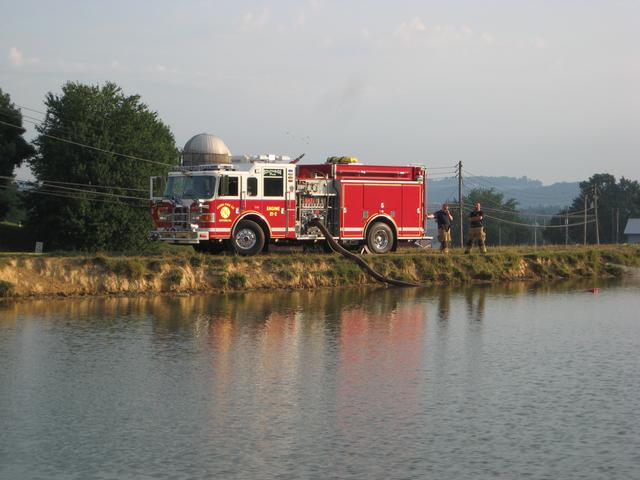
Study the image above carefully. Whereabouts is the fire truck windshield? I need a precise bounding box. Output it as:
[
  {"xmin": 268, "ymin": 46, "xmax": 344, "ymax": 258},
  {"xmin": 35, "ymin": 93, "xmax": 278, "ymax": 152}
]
[{"xmin": 163, "ymin": 175, "xmax": 216, "ymax": 199}]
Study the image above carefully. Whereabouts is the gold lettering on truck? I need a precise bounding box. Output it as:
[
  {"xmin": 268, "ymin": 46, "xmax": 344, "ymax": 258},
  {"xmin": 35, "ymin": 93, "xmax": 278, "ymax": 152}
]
[{"xmin": 266, "ymin": 206, "xmax": 279, "ymax": 217}]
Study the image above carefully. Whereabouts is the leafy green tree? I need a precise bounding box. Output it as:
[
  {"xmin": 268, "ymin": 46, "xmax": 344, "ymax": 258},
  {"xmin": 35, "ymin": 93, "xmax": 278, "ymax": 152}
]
[
  {"xmin": 544, "ymin": 174, "xmax": 640, "ymax": 244},
  {"xmin": 26, "ymin": 82, "xmax": 178, "ymax": 251},
  {"xmin": 0, "ymin": 88, "xmax": 35, "ymax": 220}
]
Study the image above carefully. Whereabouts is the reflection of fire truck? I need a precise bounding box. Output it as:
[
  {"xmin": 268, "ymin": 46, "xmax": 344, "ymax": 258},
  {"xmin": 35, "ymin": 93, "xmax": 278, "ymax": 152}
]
[{"xmin": 150, "ymin": 134, "xmax": 429, "ymax": 255}]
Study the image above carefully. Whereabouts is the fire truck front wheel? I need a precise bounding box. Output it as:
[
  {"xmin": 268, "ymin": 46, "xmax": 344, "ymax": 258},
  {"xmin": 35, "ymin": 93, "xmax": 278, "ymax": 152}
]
[
  {"xmin": 366, "ymin": 222, "xmax": 395, "ymax": 254},
  {"xmin": 231, "ymin": 220, "xmax": 265, "ymax": 256},
  {"xmin": 193, "ymin": 241, "xmax": 225, "ymax": 254}
]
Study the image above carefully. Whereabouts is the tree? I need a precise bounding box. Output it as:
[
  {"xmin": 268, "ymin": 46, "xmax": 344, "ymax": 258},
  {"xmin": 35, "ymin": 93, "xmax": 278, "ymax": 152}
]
[
  {"xmin": 26, "ymin": 82, "xmax": 179, "ymax": 251},
  {"xmin": 544, "ymin": 174, "xmax": 640, "ymax": 244},
  {"xmin": 0, "ymin": 88, "xmax": 35, "ymax": 220}
]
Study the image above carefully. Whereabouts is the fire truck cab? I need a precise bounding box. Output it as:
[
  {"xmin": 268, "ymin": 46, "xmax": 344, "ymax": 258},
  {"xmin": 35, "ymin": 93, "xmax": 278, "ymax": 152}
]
[{"xmin": 149, "ymin": 134, "xmax": 428, "ymax": 255}]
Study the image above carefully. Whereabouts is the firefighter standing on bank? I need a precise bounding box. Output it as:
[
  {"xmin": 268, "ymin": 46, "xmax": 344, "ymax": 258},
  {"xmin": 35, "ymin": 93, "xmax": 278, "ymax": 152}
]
[
  {"xmin": 465, "ymin": 202, "xmax": 487, "ymax": 254},
  {"xmin": 433, "ymin": 203, "xmax": 454, "ymax": 253}
]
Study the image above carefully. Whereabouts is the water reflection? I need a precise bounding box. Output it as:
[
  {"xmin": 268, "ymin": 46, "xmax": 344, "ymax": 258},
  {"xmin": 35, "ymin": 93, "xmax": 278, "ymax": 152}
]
[
  {"xmin": 464, "ymin": 286, "xmax": 487, "ymax": 322},
  {"xmin": 1, "ymin": 277, "xmax": 639, "ymax": 479}
]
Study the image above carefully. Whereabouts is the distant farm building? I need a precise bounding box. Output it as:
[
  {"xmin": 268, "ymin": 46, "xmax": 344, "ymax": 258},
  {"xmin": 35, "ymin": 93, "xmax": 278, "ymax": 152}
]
[{"xmin": 624, "ymin": 218, "xmax": 640, "ymax": 244}]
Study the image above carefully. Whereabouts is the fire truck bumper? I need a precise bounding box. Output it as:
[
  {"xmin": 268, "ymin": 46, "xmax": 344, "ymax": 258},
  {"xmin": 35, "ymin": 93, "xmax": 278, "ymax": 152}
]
[{"xmin": 149, "ymin": 230, "xmax": 201, "ymax": 244}]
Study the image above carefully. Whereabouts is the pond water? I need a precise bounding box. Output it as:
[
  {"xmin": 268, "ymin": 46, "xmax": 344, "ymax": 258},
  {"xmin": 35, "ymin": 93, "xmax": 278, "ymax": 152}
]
[{"xmin": 1, "ymin": 279, "xmax": 639, "ymax": 479}]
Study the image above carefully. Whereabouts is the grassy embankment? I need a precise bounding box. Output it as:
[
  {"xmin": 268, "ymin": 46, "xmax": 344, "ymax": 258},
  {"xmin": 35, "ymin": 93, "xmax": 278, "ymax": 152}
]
[{"xmin": 0, "ymin": 244, "xmax": 639, "ymax": 299}]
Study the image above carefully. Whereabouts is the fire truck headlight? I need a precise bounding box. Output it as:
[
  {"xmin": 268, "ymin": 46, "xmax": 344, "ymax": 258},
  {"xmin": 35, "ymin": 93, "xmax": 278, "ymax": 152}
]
[{"xmin": 158, "ymin": 206, "xmax": 171, "ymax": 221}]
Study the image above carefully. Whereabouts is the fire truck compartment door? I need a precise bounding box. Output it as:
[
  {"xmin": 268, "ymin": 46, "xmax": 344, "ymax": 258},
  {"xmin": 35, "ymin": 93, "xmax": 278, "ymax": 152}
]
[
  {"xmin": 341, "ymin": 183, "xmax": 364, "ymax": 237},
  {"xmin": 402, "ymin": 184, "xmax": 423, "ymax": 235}
]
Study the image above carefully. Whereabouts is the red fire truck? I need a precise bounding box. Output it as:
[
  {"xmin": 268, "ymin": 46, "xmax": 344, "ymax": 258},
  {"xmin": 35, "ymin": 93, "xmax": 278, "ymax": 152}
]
[{"xmin": 150, "ymin": 150, "xmax": 428, "ymax": 256}]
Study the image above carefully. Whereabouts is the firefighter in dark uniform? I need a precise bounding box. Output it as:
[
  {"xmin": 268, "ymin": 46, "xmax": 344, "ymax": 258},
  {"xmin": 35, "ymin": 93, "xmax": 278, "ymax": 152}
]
[
  {"xmin": 433, "ymin": 203, "xmax": 454, "ymax": 254},
  {"xmin": 465, "ymin": 202, "xmax": 487, "ymax": 254}
]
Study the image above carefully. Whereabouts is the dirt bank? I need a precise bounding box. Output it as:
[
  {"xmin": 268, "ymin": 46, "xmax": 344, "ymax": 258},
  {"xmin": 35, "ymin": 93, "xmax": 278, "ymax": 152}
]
[{"xmin": 1, "ymin": 246, "xmax": 639, "ymax": 299}]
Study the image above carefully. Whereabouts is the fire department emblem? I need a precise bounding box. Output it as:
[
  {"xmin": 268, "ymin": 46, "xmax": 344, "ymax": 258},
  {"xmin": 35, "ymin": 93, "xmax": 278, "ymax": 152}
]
[{"xmin": 219, "ymin": 206, "xmax": 231, "ymax": 219}]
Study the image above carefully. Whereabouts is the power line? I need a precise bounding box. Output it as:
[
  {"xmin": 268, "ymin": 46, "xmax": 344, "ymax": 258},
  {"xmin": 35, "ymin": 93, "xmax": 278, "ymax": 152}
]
[
  {"xmin": 484, "ymin": 213, "xmax": 595, "ymax": 229},
  {"xmin": 0, "ymin": 118, "xmax": 174, "ymax": 167},
  {"xmin": 5, "ymin": 177, "xmax": 147, "ymax": 202},
  {"xmin": 0, "ymin": 106, "xmax": 162, "ymax": 156},
  {"xmin": 426, "ymin": 164, "xmax": 459, "ymax": 170},
  {"xmin": 1, "ymin": 103, "xmax": 178, "ymax": 155},
  {"xmin": 41, "ymin": 179, "xmax": 148, "ymax": 193},
  {"xmin": 0, "ymin": 184, "xmax": 146, "ymax": 208},
  {"xmin": 461, "ymin": 200, "xmax": 594, "ymax": 218},
  {"xmin": 428, "ymin": 173, "xmax": 458, "ymax": 178},
  {"xmin": 14, "ymin": 103, "xmax": 47, "ymax": 116},
  {"xmin": 0, "ymin": 175, "xmax": 148, "ymax": 193},
  {"xmin": 36, "ymin": 183, "xmax": 146, "ymax": 201},
  {"xmin": 460, "ymin": 181, "xmax": 585, "ymax": 216}
]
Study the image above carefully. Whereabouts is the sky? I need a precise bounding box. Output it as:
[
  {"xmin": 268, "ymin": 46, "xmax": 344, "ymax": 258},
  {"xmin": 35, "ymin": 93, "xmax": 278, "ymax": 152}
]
[{"xmin": 1, "ymin": 0, "xmax": 638, "ymax": 184}]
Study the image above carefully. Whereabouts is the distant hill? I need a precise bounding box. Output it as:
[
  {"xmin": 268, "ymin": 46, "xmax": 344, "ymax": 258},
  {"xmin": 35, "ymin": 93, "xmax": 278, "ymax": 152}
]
[{"xmin": 428, "ymin": 175, "xmax": 579, "ymax": 209}]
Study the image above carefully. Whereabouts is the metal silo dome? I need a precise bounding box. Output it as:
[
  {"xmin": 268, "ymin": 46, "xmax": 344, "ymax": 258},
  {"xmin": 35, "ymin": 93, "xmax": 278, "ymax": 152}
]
[{"xmin": 182, "ymin": 133, "xmax": 231, "ymax": 166}]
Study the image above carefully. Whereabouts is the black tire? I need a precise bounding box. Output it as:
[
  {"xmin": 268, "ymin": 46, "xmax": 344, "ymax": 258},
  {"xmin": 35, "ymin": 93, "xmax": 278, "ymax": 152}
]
[
  {"xmin": 231, "ymin": 219, "xmax": 265, "ymax": 256},
  {"xmin": 366, "ymin": 222, "xmax": 394, "ymax": 254},
  {"xmin": 207, "ymin": 241, "xmax": 226, "ymax": 254},
  {"xmin": 193, "ymin": 240, "xmax": 226, "ymax": 254},
  {"xmin": 193, "ymin": 243, "xmax": 207, "ymax": 254}
]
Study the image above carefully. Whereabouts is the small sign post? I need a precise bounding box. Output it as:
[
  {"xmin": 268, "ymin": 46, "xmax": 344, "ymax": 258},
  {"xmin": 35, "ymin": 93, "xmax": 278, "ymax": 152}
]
[{"xmin": 35, "ymin": 242, "xmax": 43, "ymax": 254}]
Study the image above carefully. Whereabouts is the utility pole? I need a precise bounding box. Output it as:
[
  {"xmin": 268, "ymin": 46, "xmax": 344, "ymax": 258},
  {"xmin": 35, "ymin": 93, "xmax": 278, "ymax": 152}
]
[
  {"xmin": 594, "ymin": 186, "xmax": 600, "ymax": 245},
  {"xmin": 611, "ymin": 208, "xmax": 615, "ymax": 244},
  {"xmin": 583, "ymin": 192, "xmax": 588, "ymax": 245},
  {"xmin": 458, "ymin": 161, "xmax": 463, "ymax": 248},
  {"xmin": 565, "ymin": 212, "xmax": 569, "ymax": 245},
  {"xmin": 616, "ymin": 208, "xmax": 620, "ymax": 244}
]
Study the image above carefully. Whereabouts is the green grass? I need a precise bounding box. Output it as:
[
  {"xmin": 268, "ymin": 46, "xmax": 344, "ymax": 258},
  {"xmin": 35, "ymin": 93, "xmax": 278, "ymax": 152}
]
[
  {"xmin": 146, "ymin": 259, "xmax": 162, "ymax": 272},
  {"xmin": 227, "ymin": 272, "xmax": 247, "ymax": 289},
  {"xmin": 87, "ymin": 255, "xmax": 144, "ymax": 279},
  {"xmin": 167, "ymin": 269, "xmax": 183, "ymax": 285},
  {"xmin": 189, "ymin": 255, "xmax": 203, "ymax": 268},
  {"xmin": 1, "ymin": 244, "xmax": 638, "ymax": 295}
]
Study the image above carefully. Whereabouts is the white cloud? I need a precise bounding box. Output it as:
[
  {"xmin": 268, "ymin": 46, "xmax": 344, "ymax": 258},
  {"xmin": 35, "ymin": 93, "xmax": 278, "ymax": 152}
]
[
  {"xmin": 481, "ymin": 33, "xmax": 494, "ymax": 45},
  {"xmin": 392, "ymin": 21, "xmax": 500, "ymax": 48},
  {"xmin": 534, "ymin": 37, "xmax": 547, "ymax": 49},
  {"xmin": 153, "ymin": 64, "xmax": 177, "ymax": 74},
  {"xmin": 240, "ymin": 8, "xmax": 270, "ymax": 31},
  {"xmin": 8, "ymin": 47, "xmax": 38, "ymax": 67},
  {"xmin": 294, "ymin": 13, "xmax": 306, "ymax": 28},
  {"xmin": 395, "ymin": 17, "xmax": 427, "ymax": 37},
  {"xmin": 309, "ymin": 0, "xmax": 323, "ymax": 12}
]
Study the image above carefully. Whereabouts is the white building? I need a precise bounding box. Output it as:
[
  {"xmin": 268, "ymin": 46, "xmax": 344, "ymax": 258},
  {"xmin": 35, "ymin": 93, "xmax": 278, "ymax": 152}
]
[{"xmin": 623, "ymin": 218, "xmax": 640, "ymax": 244}]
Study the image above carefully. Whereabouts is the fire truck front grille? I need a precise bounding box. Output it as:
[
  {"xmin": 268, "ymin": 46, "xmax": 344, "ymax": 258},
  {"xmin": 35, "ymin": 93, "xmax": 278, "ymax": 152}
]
[{"xmin": 170, "ymin": 206, "xmax": 190, "ymax": 229}]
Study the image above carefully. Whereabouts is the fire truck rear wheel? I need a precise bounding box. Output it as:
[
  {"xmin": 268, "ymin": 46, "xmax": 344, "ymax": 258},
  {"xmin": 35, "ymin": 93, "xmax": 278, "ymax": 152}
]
[
  {"xmin": 366, "ymin": 222, "xmax": 394, "ymax": 254},
  {"xmin": 231, "ymin": 220, "xmax": 265, "ymax": 256}
]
